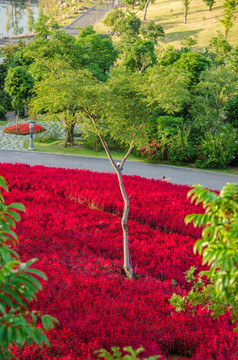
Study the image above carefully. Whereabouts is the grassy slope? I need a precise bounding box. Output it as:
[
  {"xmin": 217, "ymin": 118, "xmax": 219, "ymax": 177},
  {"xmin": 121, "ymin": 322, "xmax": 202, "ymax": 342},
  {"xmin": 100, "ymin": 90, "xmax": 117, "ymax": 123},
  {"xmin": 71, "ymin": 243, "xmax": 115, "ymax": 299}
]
[{"xmin": 94, "ymin": 0, "xmax": 238, "ymax": 49}]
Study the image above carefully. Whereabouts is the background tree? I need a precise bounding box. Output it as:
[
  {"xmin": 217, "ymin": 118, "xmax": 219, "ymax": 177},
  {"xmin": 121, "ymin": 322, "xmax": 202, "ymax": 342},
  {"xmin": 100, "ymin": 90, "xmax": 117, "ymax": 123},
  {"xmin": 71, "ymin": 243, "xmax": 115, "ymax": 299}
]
[
  {"xmin": 173, "ymin": 52, "xmax": 211, "ymax": 86},
  {"xmin": 220, "ymin": 0, "xmax": 238, "ymax": 40},
  {"xmin": 113, "ymin": 12, "xmax": 141, "ymax": 35},
  {"xmin": 182, "ymin": 0, "xmax": 191, "ymax": 24},
  {"xmin": 180, "ymin": 35, "xmax": 198, "ymax": 50},
  {"xmin": 22, "ymin": 28, "xmax": 117, "ymax": 82},
  {"xmin": 76, "ymin": 26, "xmax": 118, "ymax": 79},
  {"xmin": 203, "ymin": 0, "xmax": 215, "ymax": 11},
  {"xmin": 195, "ymin": 63, "xmax": 238, "ymax": 127},
  {"xmin": 144, "ymin": 65, "xmax": 191, "ymax": 114},
  {"xmin": 120, "ymin": 39, "xmax": 156, "ymax": 72},
  {"xmin": 30, "ymin": 64, "xmax": 84, "ymax": 146},
  {"xmin": 209, "ymin": 31, "xmax": 232, "ymax": 61},
  {"xmin": 4, "ymin": 66, "xmax": 35, "ymax": 131},
  {"xmin": 103, "ymin": 9, "xmax": 125, "ymax": 28},
  {"xmin": 142, "ymin": 0, "xmax": 155, "ymax": 20},
  {"xmin": 0, "ymin": 176, "xmax": 57, "ymax": 358},
  {"xmin": 224, "ymin": 94, "xmax": 238, "ymax": 128},
  {"xmin": 140, "ymin": 21, "xmax": 165, "ymax": 44}
]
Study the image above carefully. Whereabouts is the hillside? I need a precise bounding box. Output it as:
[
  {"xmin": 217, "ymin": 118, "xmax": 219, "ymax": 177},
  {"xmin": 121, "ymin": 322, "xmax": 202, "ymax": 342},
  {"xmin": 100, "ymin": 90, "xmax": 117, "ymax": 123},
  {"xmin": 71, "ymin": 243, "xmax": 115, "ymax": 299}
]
[{"xmin": 94, "ymin": 0, "xmax": 238, "ymax": 49}]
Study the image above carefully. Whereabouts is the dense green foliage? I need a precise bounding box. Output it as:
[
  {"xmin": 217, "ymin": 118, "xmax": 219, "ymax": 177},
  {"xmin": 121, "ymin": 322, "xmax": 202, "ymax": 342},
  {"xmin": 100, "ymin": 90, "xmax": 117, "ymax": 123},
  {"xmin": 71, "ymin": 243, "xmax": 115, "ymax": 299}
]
[
  {"xmin": 1, "ymin": 11, "xmax": 238, "ymax": 169},
  {"xmin": 0, "ymin": 176, "xmax": 57, "ymax": 359},
  {"xmin": 170, "ymin": 183, "xmax": 238, "ymax": 329}
]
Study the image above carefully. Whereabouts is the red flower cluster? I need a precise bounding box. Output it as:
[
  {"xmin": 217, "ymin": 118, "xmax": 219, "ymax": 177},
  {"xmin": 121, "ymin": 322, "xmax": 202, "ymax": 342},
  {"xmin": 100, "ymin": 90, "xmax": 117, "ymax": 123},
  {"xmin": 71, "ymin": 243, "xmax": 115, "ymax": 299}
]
[
  {"xmin": 0, "ymin": 163, "xmax": 236, "ymax": 360},
  {"xmin": 3, "ymin": 123, "xmax": 45, "ymax": 135}
]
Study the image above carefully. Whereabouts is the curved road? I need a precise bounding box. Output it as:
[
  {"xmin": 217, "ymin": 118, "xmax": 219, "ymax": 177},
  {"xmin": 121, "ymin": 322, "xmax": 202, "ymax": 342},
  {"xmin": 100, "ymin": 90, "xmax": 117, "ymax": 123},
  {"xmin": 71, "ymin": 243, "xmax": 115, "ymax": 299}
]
[{"xmin": 0, "ymin": 149, "xmax": 237, "ymax": 190}]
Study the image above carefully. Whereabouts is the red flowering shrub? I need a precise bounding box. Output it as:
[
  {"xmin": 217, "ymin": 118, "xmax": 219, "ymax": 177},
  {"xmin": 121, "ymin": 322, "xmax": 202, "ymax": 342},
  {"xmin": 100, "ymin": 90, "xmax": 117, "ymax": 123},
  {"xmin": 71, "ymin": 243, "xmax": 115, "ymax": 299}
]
[
  {"xmin": 140, "ymin": 140, "xmax": 196, "ymax": 164},
  {"xmin": 3, "ymin": 123, "xmax": 45, "ymax": 135},
  {"xmin": 0, "ymin": 163, "xmax": 236, "ymax": 360}
]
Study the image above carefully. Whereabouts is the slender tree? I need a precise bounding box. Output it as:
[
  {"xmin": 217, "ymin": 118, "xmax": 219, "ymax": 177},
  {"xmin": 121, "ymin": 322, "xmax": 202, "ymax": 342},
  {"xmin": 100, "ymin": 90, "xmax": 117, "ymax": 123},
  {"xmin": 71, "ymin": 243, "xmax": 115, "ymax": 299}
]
[
  {"xmin": 31, "ymin": 66, "xmax": 191, "ymax": 279},
  {"xmin": 220, "ymin": 0, "xmax": 237, "ymax": 39},
  {"xmin": 4, "ymin": 66, "xmax": 34, "ymax": 131},
  {"xmin": 203, "ymin": 0, "xmax": 215, "ymax": 11},
  {"xmin": 182, "ymin": 0, "xmax": 191, "ymax": 24}
]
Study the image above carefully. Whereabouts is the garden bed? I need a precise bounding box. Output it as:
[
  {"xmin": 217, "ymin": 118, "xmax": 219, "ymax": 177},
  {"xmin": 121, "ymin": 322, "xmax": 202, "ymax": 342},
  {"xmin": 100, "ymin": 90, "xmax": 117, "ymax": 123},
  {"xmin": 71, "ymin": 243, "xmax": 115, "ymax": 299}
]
[
  {"xmin": 1, "ymin": 163, "xmax": 237, "ymax": 360},
  {"xmin": 3, "ymin": 123, "xmax": 45, "ymax": 135}
]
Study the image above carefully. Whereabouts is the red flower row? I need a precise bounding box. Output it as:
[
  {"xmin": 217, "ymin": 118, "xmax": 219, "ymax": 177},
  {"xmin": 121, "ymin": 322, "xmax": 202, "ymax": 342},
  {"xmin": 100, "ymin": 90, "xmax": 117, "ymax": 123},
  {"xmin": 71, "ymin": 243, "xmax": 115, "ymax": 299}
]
[
  {"xmin": 0, "ymin": 163, "xmax": 236, "ymax": 360},
  {"xmin": 3, "ymin": 123, "xmax": 45, "ymax": 135}
]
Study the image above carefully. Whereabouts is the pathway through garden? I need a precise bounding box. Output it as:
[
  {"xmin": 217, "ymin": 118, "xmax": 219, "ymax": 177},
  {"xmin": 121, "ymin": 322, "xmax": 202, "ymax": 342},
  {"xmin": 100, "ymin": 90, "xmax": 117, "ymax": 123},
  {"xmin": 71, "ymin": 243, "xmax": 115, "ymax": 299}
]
[
  {"xmin": 1, "ymin": 148, "xmax": 238, "ymax": 190},
  {"xmin": 0, "ymin": 112, "xmax": 65, "ymax": 151}
]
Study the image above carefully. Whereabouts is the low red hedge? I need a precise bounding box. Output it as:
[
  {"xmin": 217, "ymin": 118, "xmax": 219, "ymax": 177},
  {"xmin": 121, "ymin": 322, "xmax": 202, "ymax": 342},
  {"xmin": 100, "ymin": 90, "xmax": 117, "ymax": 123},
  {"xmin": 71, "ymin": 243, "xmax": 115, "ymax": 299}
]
[
  {"xmin": 0, "ymin": 163, "xmax": 236, "ymax": 360},
  {"xmin": 3, "ymin": 123, "xmax": 45, "ymax": 135}
]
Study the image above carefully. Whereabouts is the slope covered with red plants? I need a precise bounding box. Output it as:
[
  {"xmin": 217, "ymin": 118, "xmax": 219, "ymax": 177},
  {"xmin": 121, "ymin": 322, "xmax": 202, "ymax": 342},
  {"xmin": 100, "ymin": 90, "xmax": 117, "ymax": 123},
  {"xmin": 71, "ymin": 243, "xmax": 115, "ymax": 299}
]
[{"xmin": 0, "ymin": 163, "xmax": 237, "ymax": 360}]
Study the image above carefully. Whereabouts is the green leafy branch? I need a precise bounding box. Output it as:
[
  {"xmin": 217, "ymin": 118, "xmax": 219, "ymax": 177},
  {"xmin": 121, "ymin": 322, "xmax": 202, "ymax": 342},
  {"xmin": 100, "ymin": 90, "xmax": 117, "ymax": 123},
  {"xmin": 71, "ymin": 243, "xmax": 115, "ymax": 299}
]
[
  {"xmin": 96, "ymin": 346, "xmax": 161, "ymax": 360},
  {"xmin": 170, "ymin": 183, "xmax": 238, "ymax": 330},
  {"xmin": 0, "ymin": 176, "xmax": 58, "ymax": 359}
]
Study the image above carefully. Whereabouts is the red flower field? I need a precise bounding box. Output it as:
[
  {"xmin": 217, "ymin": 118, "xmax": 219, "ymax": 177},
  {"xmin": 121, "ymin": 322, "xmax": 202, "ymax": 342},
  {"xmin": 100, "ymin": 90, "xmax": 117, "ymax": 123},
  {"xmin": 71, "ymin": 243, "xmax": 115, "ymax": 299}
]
[
  {"xmin": 0, "ymin": 163, "xmax": 237, "ymax": 360},
  {"xmin": 3, "ymin": 123, "xmax": 45, "ymax": 135}
]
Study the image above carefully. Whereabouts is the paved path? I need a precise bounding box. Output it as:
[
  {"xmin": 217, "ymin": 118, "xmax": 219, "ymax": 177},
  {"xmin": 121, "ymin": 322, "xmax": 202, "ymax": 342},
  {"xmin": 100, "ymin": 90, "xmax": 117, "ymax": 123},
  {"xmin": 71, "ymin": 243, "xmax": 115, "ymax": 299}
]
[
  {"xmin": 64, "ymin": 1, "xmax": 115, "ymax": 36},
  {"xmin": 0, "ymin": 1, "xmax": 114, "ymax": 46},
  {"xmin": 0, "ymin": 149, "xmax": 237, "ymax": 191}
]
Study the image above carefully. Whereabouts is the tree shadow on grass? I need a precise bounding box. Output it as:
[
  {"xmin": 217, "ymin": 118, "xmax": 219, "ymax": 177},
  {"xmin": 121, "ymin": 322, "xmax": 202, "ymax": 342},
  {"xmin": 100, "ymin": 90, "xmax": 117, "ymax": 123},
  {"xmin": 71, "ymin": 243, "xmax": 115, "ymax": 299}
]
[{"xmin": 163, "ymin": 28, "xmax": 203, "ymax": 43}]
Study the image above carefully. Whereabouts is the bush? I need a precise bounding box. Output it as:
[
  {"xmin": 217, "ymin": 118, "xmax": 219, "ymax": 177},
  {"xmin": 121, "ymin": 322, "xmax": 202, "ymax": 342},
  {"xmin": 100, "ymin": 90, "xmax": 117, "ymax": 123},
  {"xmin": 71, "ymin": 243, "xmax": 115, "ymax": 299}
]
[
  {"xmin": 0, "ymin": 104, "xmax": 7, "ymax": 118},
  {"xmin": 3, "ymin": 123, "xmax": 46, "ymax": 135},
  {"xmin": 140, "ymin": 137, "xmax": 196, "ymax": 164},
  {"xmin": 160, "ymin": 51, "xmax": 181, "ymax": 66},
  {"xmin": 167, "ymin": 138, "xmax": 197, "ymax": 163},
  {"xmin": 140, "ymin": 117, "xmax": 197, "ymax": 164},
  {"xmin": 113, "ymin": 15, "xmax": 141, "ymax": 35},
  {"xmin": 157, "ymin": 116, "xmax": 183, "ymax": 138},
  {"xmin": 103, "ymin": 9, "xmax": 125, "ymax": 27},
  {"xmin": 195, "ymin": 125, "xmax": 237, "ymax": 168},
  {"xmin": 224, "ymin": 94, "xmax": 238, "ymax": 129}
]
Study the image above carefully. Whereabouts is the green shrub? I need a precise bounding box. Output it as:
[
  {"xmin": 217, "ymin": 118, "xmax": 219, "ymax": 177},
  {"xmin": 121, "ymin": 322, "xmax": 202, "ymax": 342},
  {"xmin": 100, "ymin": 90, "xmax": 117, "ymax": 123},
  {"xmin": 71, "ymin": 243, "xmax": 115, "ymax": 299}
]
[
  {"xmin": 167, "ymin": 131, "xmax": 197, "ymax": 163},
  {"xmin": 103, "ymin": 9, "xmax": 125, "ymax": 27},
  {"xmin": 113, "ymin": 15, "xmax": 141, "ymax": 35},
  {"xmin": 0, "ymin": 104, "xmax": 7, "ymax": 118},
  {"xmin": 141, "ymin": 119, "xmax": 196, "ymax": 164},
  {"xmin": 96, "ymin": 346, "xmax": 161, "ymax": 359},
  {"xmin": 195, "ymin": 125, "xmax": 237, "ymax": 168},
  {"xmin": 157, "ymin": 116, "xmax": 183, "ymax": 138},
  {"xmin": 160, "ymin": 51, "xmax": 181, "ymax": 66},
  {"xmin": 224, "ymin": 94, "xmax": 238, "ymax": 129},
  {"xmin": 0, "ymin": 176, "xmax": 58, "ymax": 359}
]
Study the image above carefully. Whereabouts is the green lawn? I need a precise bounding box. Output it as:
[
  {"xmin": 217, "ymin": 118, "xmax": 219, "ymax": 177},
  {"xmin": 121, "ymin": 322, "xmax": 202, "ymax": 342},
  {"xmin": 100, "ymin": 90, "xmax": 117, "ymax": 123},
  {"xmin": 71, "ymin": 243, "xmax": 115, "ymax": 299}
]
[
  {"xmin": 94, "ymin": 0, "xmax": 238, "ymax": 49},
  {"xmin": 0, "ymin": 120, "xmax": 7, "ymax": 126},
  {"xmin": 23, "ymin": 139, "xmax": 143, "ymax": 161}
]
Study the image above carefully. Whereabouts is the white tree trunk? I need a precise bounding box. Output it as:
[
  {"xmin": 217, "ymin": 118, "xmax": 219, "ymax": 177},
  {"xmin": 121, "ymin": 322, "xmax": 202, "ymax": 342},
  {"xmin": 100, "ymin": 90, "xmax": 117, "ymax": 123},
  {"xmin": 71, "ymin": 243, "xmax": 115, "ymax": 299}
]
[
  {"xmin": 16, "ymin": 109, "xmax": 19, "ymax": 133},
  {"xmin": 85, "ymin": 110, "xmax": 134, "ymax": 279},
  {"xmin": 143, "ymin": 0, "xmax": 151, "ymax": 20},
  {"xmin": 116, "ymin": 170, "xmax": 133, "ymax": 279}
]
